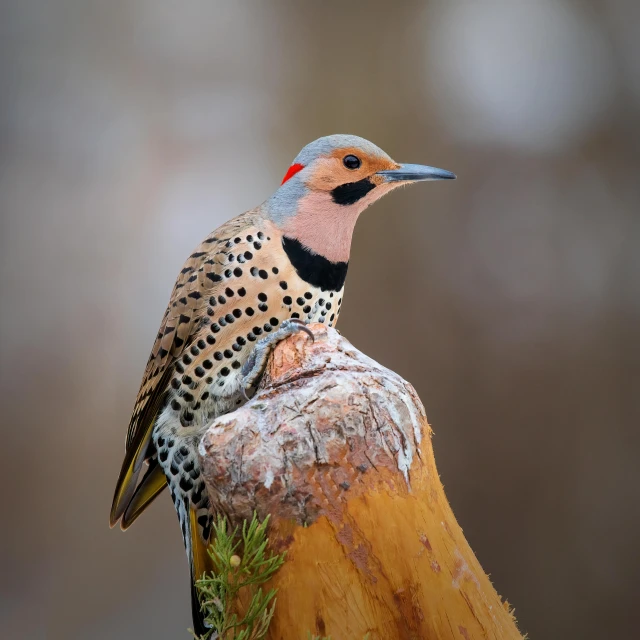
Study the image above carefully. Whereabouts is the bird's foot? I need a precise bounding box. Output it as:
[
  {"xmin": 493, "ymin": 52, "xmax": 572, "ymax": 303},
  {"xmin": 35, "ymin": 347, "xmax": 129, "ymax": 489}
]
[{"xmin": 241, "ymin": 319, "xmax": 314, "ymax": 399}]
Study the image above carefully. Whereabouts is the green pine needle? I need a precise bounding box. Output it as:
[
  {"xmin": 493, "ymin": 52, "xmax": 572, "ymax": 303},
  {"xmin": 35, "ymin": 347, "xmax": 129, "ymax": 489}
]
[{"xmin": 192, "ymin": 512, "xmax": 286, "ymax": 640}]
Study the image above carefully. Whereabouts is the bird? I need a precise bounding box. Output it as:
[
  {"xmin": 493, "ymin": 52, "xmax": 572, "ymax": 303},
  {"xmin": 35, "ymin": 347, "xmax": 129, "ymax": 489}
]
[{"xmin": 109, "ymin": 134, "xmax": 455, "ymax": 635}]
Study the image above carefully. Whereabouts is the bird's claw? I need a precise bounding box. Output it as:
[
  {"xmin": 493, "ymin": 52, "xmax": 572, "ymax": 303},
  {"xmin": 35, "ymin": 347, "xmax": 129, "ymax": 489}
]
[
  {"xmin": 239, "ymin": 319, "xmax": 314, "ymax": 403},
  {"xmin": 287, "ymin": 318, "xmax": 315, "ymax": 342}
]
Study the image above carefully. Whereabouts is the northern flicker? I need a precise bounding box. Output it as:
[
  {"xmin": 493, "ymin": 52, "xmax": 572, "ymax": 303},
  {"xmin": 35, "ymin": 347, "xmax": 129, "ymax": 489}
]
[{"xmin": 109, "ymin": 134, "xmax": 455, "ymax": 634}]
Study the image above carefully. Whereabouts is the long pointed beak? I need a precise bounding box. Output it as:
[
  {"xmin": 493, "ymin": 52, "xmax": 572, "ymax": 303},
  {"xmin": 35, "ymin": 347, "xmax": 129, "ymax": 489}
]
[{"xmin": 376, "ymin": 163, "xmax": 456, "ymax": 182}]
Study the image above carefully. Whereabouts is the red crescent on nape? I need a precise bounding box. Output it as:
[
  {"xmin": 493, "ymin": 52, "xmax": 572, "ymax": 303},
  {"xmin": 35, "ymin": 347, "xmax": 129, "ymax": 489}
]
[{"xmin": 281, "ymin": 163, "xmax": 304, "ymax": 185}]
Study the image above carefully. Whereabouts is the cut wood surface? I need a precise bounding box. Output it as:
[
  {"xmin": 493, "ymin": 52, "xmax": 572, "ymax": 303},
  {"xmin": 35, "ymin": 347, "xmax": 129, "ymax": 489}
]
[{"xmin": 199, "ymin": 324, "xmax": 523, "ymax": 640}]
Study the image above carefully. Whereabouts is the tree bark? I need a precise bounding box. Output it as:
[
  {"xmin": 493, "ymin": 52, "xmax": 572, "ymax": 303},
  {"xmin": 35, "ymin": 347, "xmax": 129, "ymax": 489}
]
[{"xmin": 199, "ymin": 324, "xmax": 523, "ymax": 640}]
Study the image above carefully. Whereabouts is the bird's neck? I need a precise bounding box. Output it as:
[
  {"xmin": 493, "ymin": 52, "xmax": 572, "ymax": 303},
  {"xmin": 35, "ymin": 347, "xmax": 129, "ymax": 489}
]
[{"xmin": 272, "ymin": 190, "xmax": 361, "ymax": 263}]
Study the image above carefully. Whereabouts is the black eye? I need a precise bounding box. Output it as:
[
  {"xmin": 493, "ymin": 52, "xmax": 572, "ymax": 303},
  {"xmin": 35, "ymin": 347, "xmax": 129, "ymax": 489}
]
[{"xmin": 343, "ymin": 155, "xmax": 361, "ymax": 170}]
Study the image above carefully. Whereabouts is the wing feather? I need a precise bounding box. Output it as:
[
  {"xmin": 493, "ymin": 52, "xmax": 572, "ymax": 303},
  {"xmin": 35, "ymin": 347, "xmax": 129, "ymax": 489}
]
[{"xmin": 110, "ymin": 211, "xmax": 260, "ymax": 526}]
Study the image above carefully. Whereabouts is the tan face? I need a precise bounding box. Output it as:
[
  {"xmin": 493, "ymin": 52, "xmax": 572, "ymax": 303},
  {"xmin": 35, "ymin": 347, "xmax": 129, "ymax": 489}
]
[
  {"xmin": 279, "ymin": 148, "xmax": 404, "ymax": 264},
  {"xmin": 304, "ymin": 147, "xmax": 401, "ymax": 191}
]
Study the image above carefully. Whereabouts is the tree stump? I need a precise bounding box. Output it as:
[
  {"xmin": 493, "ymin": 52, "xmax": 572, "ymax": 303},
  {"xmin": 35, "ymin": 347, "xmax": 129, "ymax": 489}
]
[{"xmin": 199, "ymin": 324, "xmax": 523, "ymax": 640}]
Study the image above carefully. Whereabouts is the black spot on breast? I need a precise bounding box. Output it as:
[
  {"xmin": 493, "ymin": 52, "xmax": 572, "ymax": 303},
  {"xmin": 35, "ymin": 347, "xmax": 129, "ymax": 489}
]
[
  {"xmin": 258, "ymin": 303, "xmax": 268, "ymax": 312},
  {"xmin": 246, "ymin": 307, "xmax": 255, "ymax": 316},
  {"xmin": 211, "ymin": 323, "xmax": 220, "ymax": 333},
  {"xmin": 225, "ymin": 287, "xmax": 234, "ymax": 297},
  {"xmin": 258, "ymin": 269, "xmax": 268, "ymax": 279},
  {"xmin": 238, "ymin": 287, "xmax": 246, "ymax": 297},
  {"xmin": 206, "ymin": 272, "xmax": 222, "ymax": 283},
  {"xmin": 280, "ymin": 281, "xmax": 288, "ymax": 290},
  {"xmin": 282, "ymin": 237, "xmax": 348, "ymax": 292},
  {"xmin": 234, "ymin": 267, "xmax": 242, "ymax": 277},
  {"xmin": 283, "ymin": 295, "xmax": 292, "ymax": 305},
  {"xmin": 224, "ymin": 349, "xmax": 233, "ymax": 358},
  {"xmin": 194, "ymin": 366, "xmax": 205, "ymax": 377},
  {"xmin": 220, "ymin": 367, "xmax": 230, "ymax": 376}
]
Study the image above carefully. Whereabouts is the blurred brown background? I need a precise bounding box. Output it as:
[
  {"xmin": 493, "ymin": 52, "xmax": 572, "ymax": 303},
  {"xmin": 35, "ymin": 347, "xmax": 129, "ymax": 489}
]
[{"xmin": 1, "ymin": 1, "xmax": 639, "ymax": 639}]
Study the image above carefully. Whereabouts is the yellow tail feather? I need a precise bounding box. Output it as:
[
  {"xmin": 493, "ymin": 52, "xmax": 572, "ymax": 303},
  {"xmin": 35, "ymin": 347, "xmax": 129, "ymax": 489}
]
[
  {"xmin": 189, "ymin": 508, "xmax": 214, "ymax": 636},
  {"xmin": 121, "ymin": 460, "xmax": 167, "ymax": 530}
]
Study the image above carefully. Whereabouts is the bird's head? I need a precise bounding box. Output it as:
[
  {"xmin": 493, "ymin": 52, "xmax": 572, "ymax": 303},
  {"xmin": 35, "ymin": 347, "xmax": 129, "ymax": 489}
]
[{"xmin": 264, "ymin": 134, "xmax": 455, "ymax": 263}]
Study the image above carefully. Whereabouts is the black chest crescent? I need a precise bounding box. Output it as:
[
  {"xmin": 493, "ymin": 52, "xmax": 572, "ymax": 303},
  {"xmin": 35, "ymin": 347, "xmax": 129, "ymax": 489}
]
[{"xmin": 282, "ymin": 236, "xmax": 348, "ymax": 292}]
